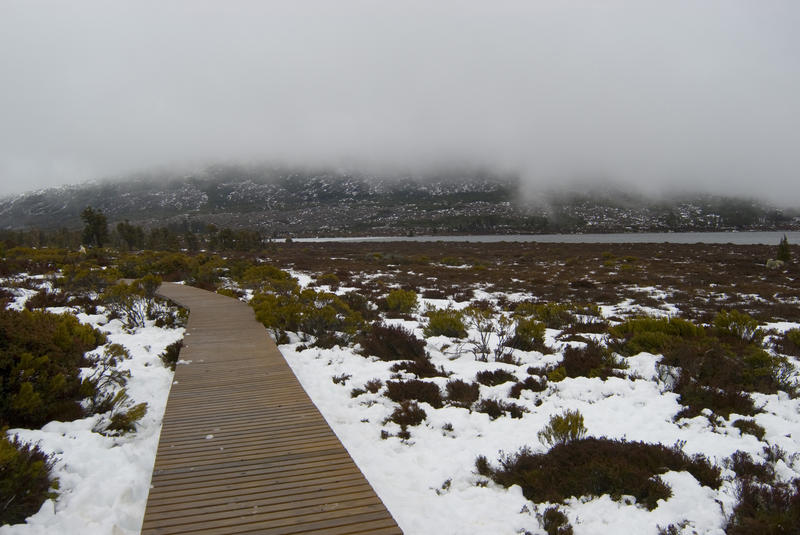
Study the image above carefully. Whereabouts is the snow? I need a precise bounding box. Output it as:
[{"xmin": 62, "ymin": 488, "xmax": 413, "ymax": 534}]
[
  {"xmin": 277, "ymin": 299, "xmax": 800, "ymax": 535},
  {"xmin": 4, "ymin": 273, "xmax": 799, "ymax": 534},
  {"xmin": 2, "ymin": 301, "xmax": 183, "ymax": 535}
]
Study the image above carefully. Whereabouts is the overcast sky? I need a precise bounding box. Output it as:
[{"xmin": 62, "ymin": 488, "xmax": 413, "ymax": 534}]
[{"xmin": 1, "ymin": 1, "xmax": 798, "ymax": 203}]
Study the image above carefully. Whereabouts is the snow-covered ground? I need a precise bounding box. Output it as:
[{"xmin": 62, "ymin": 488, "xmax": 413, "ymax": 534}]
[
  {"xmin": 276, "ymin": 273, "xmax": 800, "ymax": 535},
  {"xmin": 4, "ymin": 269, "xmax": 798, "ymax": 534},
  {"xmin": 1, "ymin": 284, "xmax": 183, "ymax": 535}
]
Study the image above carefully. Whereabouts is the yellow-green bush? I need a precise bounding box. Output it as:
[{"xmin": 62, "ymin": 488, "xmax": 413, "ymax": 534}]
[
  {"xmin": 250, "ymin": 288, "xmax": 364, "ymax": 344},
  {"xmin": 239, "ymin": 264, "xmax": 298, "ymax": 294},
  {"xmin": 423, "ymin": 308, "xmax": 467, "ymax": 338},
  {"xmin": 610, "ymin": 316, "xmax": 704, "ymax": 355},
  {"xmin": 385, "ymin": 289, "xmax": 418, "ymax": 314},
  {"xmin": 714, "ymin": 309, "xmax": 764, "ymax": 345},
  {"xmin": 537, "ymin": 409, "xmax": 587, "ymax": 447}
]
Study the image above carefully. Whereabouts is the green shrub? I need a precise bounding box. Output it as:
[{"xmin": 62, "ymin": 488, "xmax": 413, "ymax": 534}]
[
  {"xmin": 159, "ymin": 340, "xmax": 184, "ymax": 371},
  {"xmin": 610, "ymin": 316, "xmax": 704, "ymax": 355},
  {"xmin": 358, "ymin": 323, "xmax": 426, "ymax": 361},
  {"xmin": 537, "ymin": 409, "xmax": 587, "ymax": 447},
  {"xmin": 445, "ymin": 379, "xmax": 480, "ymax": 408},
  {"xmin": 216, "ymin": 287, "xmax": 242, "ymax": 299},
  {"xmin": 477, "ymin": 438, "xmax": 721, "ymax": 511},
  {"xmin": 385, "ymin": 380, "xmax": 443, "ymax": 408},
  {"xmin": 0, "ymin": 432, "xmax": 58, "ymax": 525},
  {"xmin": 0, "ymin": 308, "xmax": 104, "ymax": 428},
  {"xmin": 507, "ymin": 317, "xmax": 546, "ymax": 351},
  {"xmin": 778, "ymin": 328, "xmax": 800, "ymax": 356},
  {"xmin": 423, "ymin": 308, "xmax": 467, "ymax": 338},
  {"xmin": 239, "ymin": 264, "xmax": 298, "ymax": 294},
  {"xmin": 385, "ymin": 289, "xmax": 418, "ymax": 314},
  {"xmin": 317, "ymin": 273, "xmax": 340, "ymax": 288},
  {"xmin": 714, "ymin": 310, "xmax": 764, "ymax": 345},
  {"xmin": 776, "ymin": 234, "xmax": 791, "ymax": 263},
  {"xmin": 93, "ymin": 389, "xmax": 148, "ymax": 436},
  {"xmin": 251, "ymin": 288, "xmax": 364, "ymax": 341},
  {"xmin": 515, "ymin": 302, "xmax": 574, "ymax": 329}
]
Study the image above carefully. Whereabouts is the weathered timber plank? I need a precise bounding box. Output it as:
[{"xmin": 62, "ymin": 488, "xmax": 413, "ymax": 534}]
[{"xmin": 140, "ymin": 283, "xmax": 401, "ymax": 535}]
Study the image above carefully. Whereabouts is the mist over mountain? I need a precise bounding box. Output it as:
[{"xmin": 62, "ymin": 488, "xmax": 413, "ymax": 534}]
[{"xmin": 1, "ymin": 165, "xmax": 796, "ymax": 237}]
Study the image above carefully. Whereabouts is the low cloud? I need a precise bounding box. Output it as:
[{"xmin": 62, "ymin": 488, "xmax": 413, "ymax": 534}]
[{"xmin": 1, "ymin": 1, "xmax": 798, "ymax": 204}]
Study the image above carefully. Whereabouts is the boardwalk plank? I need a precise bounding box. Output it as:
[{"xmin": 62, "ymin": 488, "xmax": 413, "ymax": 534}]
[{"xmin": 140, "ymin": 283, "xmax": 401, "ymax": 535}]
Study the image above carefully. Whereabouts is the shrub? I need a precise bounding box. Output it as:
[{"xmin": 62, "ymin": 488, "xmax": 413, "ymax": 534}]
[
  {"xmin": 0, "ymin": 432, "xmax": 58, "ymax": 525},
  {"xmin": 358, "ymin": 323, "xmax": 426, "ymax": 361},
  {"xmin": 385, "ymin": 289, "xmax": 418, "ymax": 314},
  {"xmin": 610, "ymin": 316, "xmax": 704, "ymax": 355},
  {"xmin": 159, "ymin": 340, "xmax": 183, "ymax": 371},
  {"xmin": 732, "ymin": 419, "xmax": 766, "ymax": 441},
  {"xmin": 477, "ymin": 438, "xmax": 721, "ymax": 511},
  {"xmin": 663, "ymin": 336, "xmax": 791, "ymax": 418},
  {"xmin": 725, "ymin": 478, "xmax": 800, "ymax": 535},
  {"xmin": 726, "ymin": 451, "xmax": 775, "ymax": 484},
  {"xmin": 24, "ymin": 290, "xmax": 69, "ymax": 310},
  {"xmin": 714, "ymin": 310, "xmax": 764, "ymax": 345},
  {"xmin": 239, "ymin": 264, "xmax": 298, "ymax": 294},
  {"xmin": 364, "ymin": 379, "xmax": 383, "ymax": 393},
  {"xmin": 776, "ymin": 234, "xmax": 791, "ymax": 263},
  {"xmin": 507, "ymin": 317, "xmax": 546, "ymax": 351},
  {"xmin": 509, "ymin": 376, "xmax": 548, "ymax": 398},
  {"xmin": 251, "ymin": 288, "xmax": 364, "ymax": 341},
  {"xmin": 445, "ymin": 379, "xmax": 480, "ymax": 408},
  {"xmin": 423, "ymin": 308, "xmax": 467, "ymax": 338},
  {"xmin": 475, "ymin": 398, "xmax": 527, "ymax": 420},
  {"xmin": 102, "ymin": 278, "xmax": 160, "ymax": 329},
  {"xmin": 0, "ymin": 308, "xmax": 104, "ymax": 428},
  {"xmin": 541, "ymin": 506, "xmax": 573, "ymax": 535},
  {"xmin": 537, "ymin": 409, "xmax": 587, "ymax": 447},
  {"xmin": 386, "ymin": 400, "xmax": 427, "ymax": 429},
  {"xmin": 385, "ymin": 380, "xmax": 443, "ymax": 408},
  {"xmin": 390, "ymin": 355, "xmax": 448, "ymax": 378},
  {"xmin": 475, "ymin": 369, "xmax": 517, "ymax": 387},
  {"xmin": 559, "ymin": 341, "xmax": 626, "ymax": 379},
  {"xmin": 515, "ymin": 302, "xmax": 573, "ymax": 329},
  {"xmin": 778, "ymin": 328, "xmax": 800, "ymax": 356}
]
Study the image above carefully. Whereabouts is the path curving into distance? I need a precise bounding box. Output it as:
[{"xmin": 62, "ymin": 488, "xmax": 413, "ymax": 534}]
[{"xmin": 140, "ymin": 283, "xmax": 402, "ymax": 535}]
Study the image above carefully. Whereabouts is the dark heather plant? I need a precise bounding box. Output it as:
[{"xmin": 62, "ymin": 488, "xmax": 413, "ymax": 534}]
[
  {"xmin": 358, "ymin": 323, "xmax": 426, "ymax": 361},
  {"xmin": 445, "ymin": 379, "xmax": 480, "ymax": 408},
  {"xmin": 385, "ymin": 380, "xmax": 443, "ymax": 408},
  {"xmin": 476, "ymin": 438, "xmax": 721, "ymax": 511}
]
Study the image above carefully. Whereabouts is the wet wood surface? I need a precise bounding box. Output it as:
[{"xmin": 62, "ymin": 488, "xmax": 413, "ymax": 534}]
[{"xmin": 140, "ymin": 283, "xmax": 401, "ymax": 535}]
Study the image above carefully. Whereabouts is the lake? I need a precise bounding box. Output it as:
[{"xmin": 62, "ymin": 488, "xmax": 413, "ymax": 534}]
[{"xmin": 293, "ymin": 231, "xmax": 800, "ymax": 245}]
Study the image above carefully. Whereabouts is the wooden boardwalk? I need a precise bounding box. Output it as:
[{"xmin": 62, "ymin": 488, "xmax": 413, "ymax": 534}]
[{"xmin": 140, "ymin": 283, "xmax": 401, "ymax": 535}]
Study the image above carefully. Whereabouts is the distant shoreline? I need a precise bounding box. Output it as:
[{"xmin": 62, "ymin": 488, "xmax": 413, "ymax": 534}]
[{"xmin": 289, "ymin": 231, "xmax": 800, "ymax": 245}]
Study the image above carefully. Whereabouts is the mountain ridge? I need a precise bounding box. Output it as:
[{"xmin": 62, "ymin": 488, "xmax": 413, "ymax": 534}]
[{"xmin": 1, "ymin": 166, "xmax": 797, "ymax": 236}]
